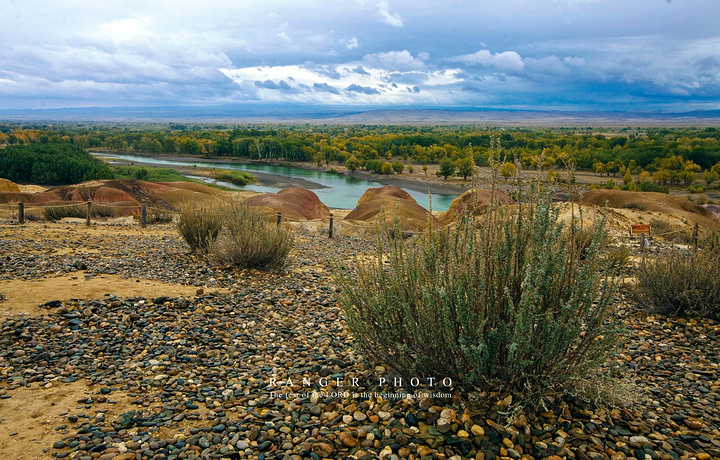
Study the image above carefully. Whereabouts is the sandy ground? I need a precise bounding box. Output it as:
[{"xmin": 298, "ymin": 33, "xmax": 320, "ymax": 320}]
[
  {"xmin": 0, "ymin": 381, "xmax": 134, "ymax": 460},
  {"xmin": 0, "ymin": 274, "xmax": 222, "ymax": 317}
]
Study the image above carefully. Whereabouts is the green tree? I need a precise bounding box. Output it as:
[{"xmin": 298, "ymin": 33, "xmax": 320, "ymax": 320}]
[
  {"xmin": 391, "ymin": 161, "xmax": 404, "ymax": 174},
  {"xmin": 436, "ymin": 158, "xmax": 455, "ymax": 180},
  {"xmin": 381, "ymin": 162, "xmax": 394, "ymax": 175},
  {"xmin": 455, "ymin": 156, "xmax": 476, "ymax": 180}
]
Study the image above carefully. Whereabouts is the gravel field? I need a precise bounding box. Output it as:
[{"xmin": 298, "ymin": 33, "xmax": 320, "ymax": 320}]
[{"xmin": 0, "ymin": 221, "xmax": 718, "ymax": 460}]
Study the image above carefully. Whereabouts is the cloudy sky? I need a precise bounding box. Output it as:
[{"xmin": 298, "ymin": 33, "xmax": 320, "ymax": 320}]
[{"xmin": 1, "ymin": 0, "xmax": 719, "ymax": 112}]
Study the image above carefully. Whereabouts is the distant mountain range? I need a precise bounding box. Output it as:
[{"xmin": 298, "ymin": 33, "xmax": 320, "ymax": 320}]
[{"xmin": 1, "ymin": 105, "xmax": 719, "ymax": 126}]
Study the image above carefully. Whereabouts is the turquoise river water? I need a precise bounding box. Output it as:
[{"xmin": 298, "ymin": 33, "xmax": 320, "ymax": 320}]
[{"xmin": 93, "ymin": 153, "xmax": 458, "ymax": 211}]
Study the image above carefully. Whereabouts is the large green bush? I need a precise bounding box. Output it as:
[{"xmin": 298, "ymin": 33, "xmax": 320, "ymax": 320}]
[
  {"xmin": 633, "ymin": 249, "xmax": 720, "ymax": 319},
  {"xmin": 336, "ymin": 192, "xmax": 620, "ymax": 399}
]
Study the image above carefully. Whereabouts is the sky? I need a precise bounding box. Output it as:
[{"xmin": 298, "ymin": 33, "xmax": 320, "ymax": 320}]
[{"xmin": 1, "ymin": 0, "xmax": 719, "ymax": 112}]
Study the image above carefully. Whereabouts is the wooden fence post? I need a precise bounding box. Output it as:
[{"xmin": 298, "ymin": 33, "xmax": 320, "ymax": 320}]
[
  {"xmin": 693, "ymin": 223, "xmax": 699, "ymax": 252},
  {"xmin": 18, "ymin": 202, "xmax": 24, "ymax": 225},
  {"xmin": 141, "ymin": 202, "xmax": 147, "ymax": 228},
  {"xmin": 328, "ymin": 213, "xmax": 334, "ymax": 238},
  {"xmin": 276, "ymin": 211, "xmax": 282, "ymax": 227},
  {"xmin": 86, "ymin": 201, "xmax": 92, "ymax": 226}
]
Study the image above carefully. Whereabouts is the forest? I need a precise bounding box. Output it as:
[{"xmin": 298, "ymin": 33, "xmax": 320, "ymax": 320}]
[{"xmin": 1, "ymin": 123, "xmax": 720, "ymax": 190}]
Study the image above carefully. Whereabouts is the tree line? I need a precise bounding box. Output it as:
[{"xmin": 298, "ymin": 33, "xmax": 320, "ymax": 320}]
[{"xmin": 1, "ymin": 123, "xmax": 720, "ymax": 186}]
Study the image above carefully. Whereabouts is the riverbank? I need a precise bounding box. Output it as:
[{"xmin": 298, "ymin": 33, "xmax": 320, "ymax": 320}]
[{"xmin": 93, "ymin": 150, "xmax": 467, "ymax": 197}]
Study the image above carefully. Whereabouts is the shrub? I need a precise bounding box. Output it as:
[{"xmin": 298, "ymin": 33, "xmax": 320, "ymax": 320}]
[
  {"xmin": 209, "ymin": 202, "xmax": 293, "ymax": 270},
  {"xmin": 176, "ymin": 202, "xmax": 223, "ymax": 253},
  {"xmin": 605, "ymin": 245, "xmax": 631, "ymax": 270},
  {"xmin": 335, "ymin": 191, "xmax": 620, "ymax": 400},
  {"xmin": 42, "ymin": 204, "xmax": 116, "ymax": 221},
  {"xmin": 215, "ymin": 170, "xmax": 256, "ymax": 186},
  {"xmin": 633, "ymin": 249, "xmax": 720, "ymax": 319},
  {"xmin": 43, "ymin": 205, "xmax": 85, "ymax": 221}
]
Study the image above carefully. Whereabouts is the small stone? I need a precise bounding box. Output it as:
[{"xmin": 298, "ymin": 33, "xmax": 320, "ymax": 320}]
[
  {"xmin": 440, "ymin": 408, "xmax": 457, "ymax": 421},
  {"xmin": 339, "ymin": 432, "xmax": 357, "ymax": 448},
  {"xmin": 417, "ymin": 446, "xmax": 433, "ymax": 457},
  {"xmin": 437, "ymin": 418, "xmax": 452, "ymax": 434},
  {"xmin": 342, "ymin": 414, "xmax": 353, "ymax": 424},
  {"xmin": 684, "ymin": 420, "xmax": 703, "ymax": 430},
  {"xmin": 236, "ymin": 440, "xmax": 249, "ymax": 450},
  {"xmin": 353, "ymin": 410, "xmax": 367, "ymax": 421},
  {"xmin": 457, "ymin": 430, "xmax": 469, "ymax": 438},
  {"xmin": 378, "ymin": 410, "xmax": 392, "ymax": 420},
  {"xmin": 471, "ymin": 425, "xmax": 485, "ymax": 436},
  {"xmin": 379, "ymin": 445, "xmax": 393, "ymax": 459},
  {"xmin": 311, "ymin": 442, "xmax": 334, "ymax": 458}
]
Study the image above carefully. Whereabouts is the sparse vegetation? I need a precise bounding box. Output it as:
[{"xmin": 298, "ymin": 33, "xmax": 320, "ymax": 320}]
[
  {"xmin": 42, "ymin": 203, "xmax": 116, "ymax": 221},
  {"xmin": 176, "ymin": 200, "xmax": 292, "ymax": 269},
  {"xmin": 209, "ymin": 202, "xmax": 293, "ymax": 270},
  {"xmin": 112, "ymin": 165, "xmax": 191, "ymax": 183},
  {"xmin": 176, "ymin": 201, "xmax": 224, "ymax": 253},
  {"xmin": 336, "ymin": 190, "xmax": 620, "ymax": 401},
  {"xmin": 633, "ymin": 249, "xmax": 720, "ymax": 319},
  {"xmin": 214, "ymin": 170, "xmax": 256, "ymax": 186}
]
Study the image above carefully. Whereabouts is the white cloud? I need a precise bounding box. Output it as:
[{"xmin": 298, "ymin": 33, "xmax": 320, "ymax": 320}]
[
  {"xmin": 346, "ymin": 37, "xmax": 359, "ymax": 50},
  {"xmin": 378, "ymin": 1, "xmax": 404, "ymax": 27},
  {"xmin": 278, "ymin": 31, "xmax": 292, "ymax": 44},
  {"xmin": 363, "ymin": 50, "xmax": 424, "ymax": 70},
  {"xmin": 450, "ymin": 49, "xmax": 525, "ymax": 72},
  {"xmin": 219, "ymin": 62, "xmax": 462, "ymax": 105}
]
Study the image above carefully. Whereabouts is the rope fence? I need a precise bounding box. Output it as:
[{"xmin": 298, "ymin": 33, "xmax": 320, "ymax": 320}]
[{"xmin": 3, "ymin": 200, "xmax": 720, "ymax": 246}]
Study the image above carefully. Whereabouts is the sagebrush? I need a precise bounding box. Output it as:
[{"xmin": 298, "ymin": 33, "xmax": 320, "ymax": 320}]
[
  {"xmin": 336, "ymin": 191, "xmax": 620, "ymax": 400},
  {"xmin": 633, "ymin": 249, "xmax": 720, "ymax": 318}
]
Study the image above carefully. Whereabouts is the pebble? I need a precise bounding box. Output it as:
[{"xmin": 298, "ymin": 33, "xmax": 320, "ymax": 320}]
[{"xmin": 1, "ymin": 226, "xmax": 719, "ymax": 460}]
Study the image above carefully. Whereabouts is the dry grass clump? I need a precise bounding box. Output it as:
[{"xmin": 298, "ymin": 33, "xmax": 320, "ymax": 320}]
[
  {"xmin": 209, "ymin": 201, "xmax": 293, "ymax": 270},
  {"xmin": 42, "ymin": 204, "xmax": 116, "ymax": 221},
  {"xmin": 633, "ymin": 249, "xmax": 720, "ymax": 319},
  {"xmin": 176, "ymin": 201, "xmax": 224, "ymax": 253},
  {"xmin": 176, "ymin": 200, "xmax": 293, "ymax": 270}
]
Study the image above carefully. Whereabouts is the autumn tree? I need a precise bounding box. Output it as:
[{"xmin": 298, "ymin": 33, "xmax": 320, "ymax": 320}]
[{"xmin": 499, "ymin": 161, "xmax": 516, "ymax": 180}]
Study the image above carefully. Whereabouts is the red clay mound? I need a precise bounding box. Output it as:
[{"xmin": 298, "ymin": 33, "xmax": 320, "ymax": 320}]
[
  {"xmin": 439, "ymin": 189, "xmax": 514, "ymax": 225},
  {"xmin": 244, "ymin": 188, "xmax": 330, "ymax": 221},
  {"xmin": 344, "ymin": 185, "xmax": 439, "ymax": 232},
  {"xmin": 581, "ymin": 189, "xmax": 720, "ymax": 230},
  {"xmin": 706, "ymin": 204, "xmax": 720, "ymax": 220},
  {"xmin": 0, "ymin": 179, "xmax": 228, "ymax": 216},
  {"xmin": 0, "ymin": 178, "xmax": 20, "ymax": 192}
]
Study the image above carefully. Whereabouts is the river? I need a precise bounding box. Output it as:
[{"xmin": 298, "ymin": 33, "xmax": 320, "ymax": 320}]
[{"xmin": 93, "ymin": 153, "xmax": 458, "ymax": 211}]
